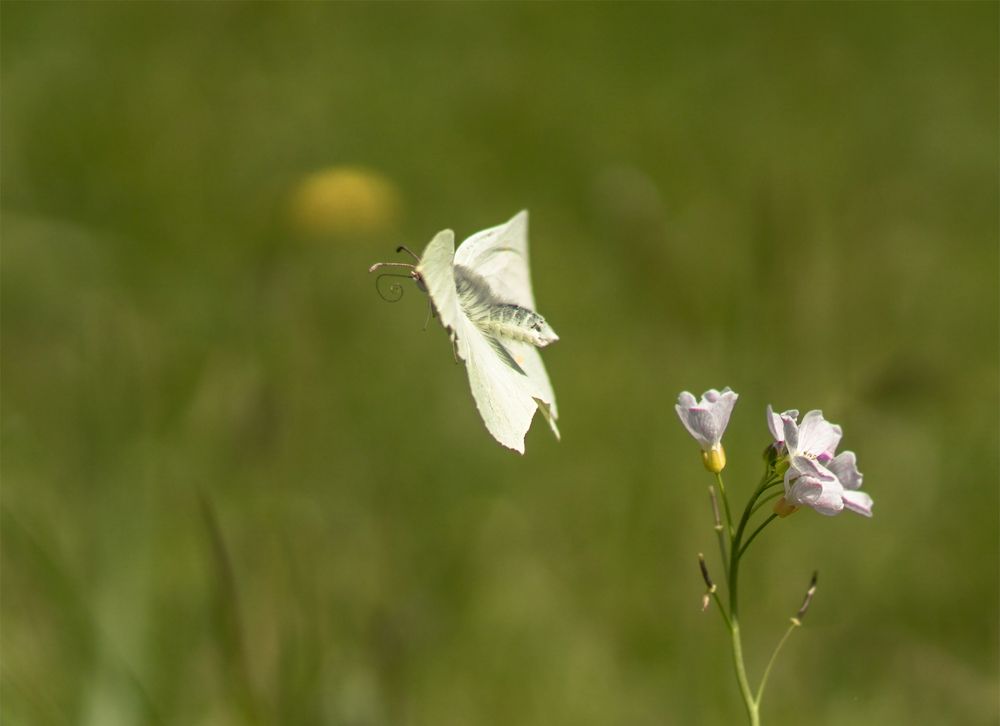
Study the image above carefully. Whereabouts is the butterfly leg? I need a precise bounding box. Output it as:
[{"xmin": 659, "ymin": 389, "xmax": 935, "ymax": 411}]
[{"xmin": 423, "ymin": 299, "xmax": 435, "ymax": 331}]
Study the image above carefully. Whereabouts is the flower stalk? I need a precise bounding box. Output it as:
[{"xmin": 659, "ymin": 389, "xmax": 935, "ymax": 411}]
[{"xmin": 676, "ymin": 389, "xmax": 872, "ymax": 724}]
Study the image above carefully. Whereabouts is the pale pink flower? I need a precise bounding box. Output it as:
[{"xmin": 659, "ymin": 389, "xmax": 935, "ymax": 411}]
[{"xmin": 779, "ymin": 410, "xmax": 872, "ymax": 517}]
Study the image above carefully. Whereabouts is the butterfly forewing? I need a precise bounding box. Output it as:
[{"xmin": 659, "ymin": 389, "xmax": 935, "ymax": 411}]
[{"xmin": 453, "ymin": 210, "xmax": 536, "ymax": 311}]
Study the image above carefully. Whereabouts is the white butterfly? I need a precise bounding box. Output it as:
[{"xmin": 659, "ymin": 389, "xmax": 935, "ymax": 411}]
[{"xmin": 371, "ymin": 210, "xmax": 560, "ymax": 453}]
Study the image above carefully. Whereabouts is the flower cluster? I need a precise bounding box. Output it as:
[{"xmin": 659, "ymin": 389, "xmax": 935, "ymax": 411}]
[
  {"xmin": 675, "ymin": 389, "xmax": 873, "ymax": 518},
  {"xmin": 771, "ymin": 408, "xmax": 872, "ymax": 517}
]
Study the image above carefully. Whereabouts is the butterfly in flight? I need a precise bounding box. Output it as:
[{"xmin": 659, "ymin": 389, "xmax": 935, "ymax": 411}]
[{"xmin": 369, "ymin": 211, "xmax": 559, "ymax": 453}]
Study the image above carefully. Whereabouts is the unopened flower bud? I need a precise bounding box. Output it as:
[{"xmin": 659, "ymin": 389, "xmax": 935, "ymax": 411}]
[{"xmin": 773, "ymin": 496, "xmax": 799, "ymax": 518}]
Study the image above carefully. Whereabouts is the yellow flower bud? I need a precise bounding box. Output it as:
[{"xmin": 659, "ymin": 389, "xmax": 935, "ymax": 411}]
[
  {"xmin": 773, "ymin": 497, "xmax": 799, "ymax": 518},
  {"xmin": 701, "ymin": 445, "xmax": 726, "ymax": 473}
]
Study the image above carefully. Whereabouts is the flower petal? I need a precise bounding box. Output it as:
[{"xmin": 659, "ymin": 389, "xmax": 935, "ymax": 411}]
[
  {"xmin": 687, "ymin": 408, "xmax": 720, "ymax": 449},
  {"xmin": 842, "ymin": 490, "xmax": 874, "ymax": 517},
  {"xmin": 703, "ymin": 389, "xmax": 723, "ymax": 403},
  {"xmin": 828, "ymin": 451, "xmax": 863, "ymax": 490},
  {"xmin": 677, "ymin": 391, "xmax": 697, "ymax": 408},
  {"xmin": 809, "ymin": 487, "xmax": 847, "ymax": 516},
  {"xmin": 786, "ymin": 460, "xmax": 847, "ymax": 515},
  {"xmin": 785, "ymin": 472, "xmax": 824, "ymax": 505},
  {"xmin": 795, "ymin": 410, "xmax": 843, "ymax": 459},
  {"xmin": 709, "ymin": 389, "xmax": 738, "ymax": 440},
  {"xmin": 675, "ymin": 389, "xmax": 738, "ymax": 451},
  {"xmin": 787, "ymin": 469, "xmax": 844, "ymax": 511},
  {"xmin": 789, "ymin": 455, "xmax": 837, "ymax": 482},
  {"xmin": 767, "ymin": 406, "xmax": 799, "ymax": 444},
  {"xmin": 675, "ymin": 392, "xmax": 709, "ymax": 446},
  {"xmin": 782, "ymin": 416, "xmax": 800, "ymax": 452},
  {"xmin": 766, "ymin": 405, "xmax": 781, "ymax": 442},
  {"xmin": 676, "ymin": 408, "xmax": 709, "ymax": 449}
]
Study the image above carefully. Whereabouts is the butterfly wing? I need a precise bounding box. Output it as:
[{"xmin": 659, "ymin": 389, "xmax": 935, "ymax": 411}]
[
  {"xmin": 453, "ymin": 209, "xmax": 535, "ymax": 309},
  {"xmin": 417, "ymin": 229, "xmax": 470, "ymax": 359},
  {"xmin": 506, "ymin": 341, "xmax": 560, "ymax": 440},
  {"xmin": 457, "ymin": 315, "xmax": 540, "ymax": 454}
]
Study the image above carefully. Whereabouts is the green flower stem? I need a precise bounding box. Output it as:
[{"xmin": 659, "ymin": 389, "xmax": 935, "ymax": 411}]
[
  {"xmin": 738, "ymin": 514, "xmax": 778, "ymax": 559},
  {"xmin": 709, "ymin": 467, "xmax": 794, "ymax": 725},
  {"xmin": 723, "ymin": 471, "xmax": 784, "ymax": 725},
  {"xmin": 756, "ymin": 620, "xmax": 800, "ymax": 706},
  {"xmin": 710, "ymin": 588, "xmax": 732, "ymax": 630},
  {"xmin": 727, "ymin": 542, "xmax": 756, "ymax": 723},
  {"xmin": 729, "ymin": 619, "xmax": 760, "ymax": 726},
  {"xmin": 728, "ymin": 472, "xmax": 773, "ymax": 613},
  {"xmin": 708, "ymin": 485, "xmax": 730, "ymax": 579},
  {"xmin": 715, "ymin": 525, "xmax": 730, "ymax": 580},
  {"xmin": 749, "ymin": 487, "xmax": 784, "ymax": 516},
  {"xmin": 714, "ymin": 472, "xmax": 736, "ymax": 537}
]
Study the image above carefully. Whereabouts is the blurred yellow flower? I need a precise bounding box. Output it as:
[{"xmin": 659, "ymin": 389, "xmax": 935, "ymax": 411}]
[{"xmin": 289, "ymin": 166, "xmax": 400, "ymax": 237}]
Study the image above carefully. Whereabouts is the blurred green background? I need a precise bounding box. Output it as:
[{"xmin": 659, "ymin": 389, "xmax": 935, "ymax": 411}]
[{"xmin": 3, "ymin": 3, "xmax": 997, "ymax": 725}]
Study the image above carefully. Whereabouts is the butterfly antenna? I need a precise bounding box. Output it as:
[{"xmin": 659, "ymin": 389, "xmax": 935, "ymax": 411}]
[
  {"xmin": 373, "ymin": 271, "xmax": 413, "ymax": 303},
  {"xmin": 396, "ymin": 245, "xmax": 421, "ymax": 263},
  {"xmin": 367, "ymin": 261, "xmax": 416, "ymax": 273},
  {"xmin": 368, "ymin": 247, "xmax": 423, "ymax": 302}
]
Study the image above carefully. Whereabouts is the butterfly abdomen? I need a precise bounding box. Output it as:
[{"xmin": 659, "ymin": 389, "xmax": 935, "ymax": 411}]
[
  {"xmin": 454, "ymin": 265, "xmax": 559, "ymax": 348},
  {"xmin": 480, "ymin": 304, "xmax": 551, "ymax": 346}
]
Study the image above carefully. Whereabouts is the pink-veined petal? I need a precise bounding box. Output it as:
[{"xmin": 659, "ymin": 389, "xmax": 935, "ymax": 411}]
[
  {"xmin": 767, "ymin": 406, "xmax": 799, "ymax": 445},
  {"xmin": 795, "ymin": 410, "xmax": 843, "ymax": 459},
  {"xmin": 829, "ymin": 451, "xmax": 863, "ymax": 490},
  {"xmin": 842, "ymin": 490, "xmax": 874, "ymax": 517},
  {"xmin": 675, "ymin": 389, "xmax": 738, "ymax": 451},
  {"xmin": 686, "ymin": 408, "xmax": 720, "ymax": 449},
  {"xmin": 709, "ymin": 389, "xmax": 738, "ymax": 440},
  {"xmin": 809, "ymin": 487, "xmax": 847, "ymax": 516},
  {"xmin": 786, "ymin": 474, "xmax": 824, "ymax": 505},
  {"xmin": 786, "ymin": 464, "xmax": 846, "ymax": 516},
  {"xmin": 789, "ymin": 455, "xmax": 837, "ymax": 482},
  {"xmin": 782, "ymin": 416, "xmax": 800, "ymax": 452},
  {"xmin": 766, "ymin": 405, "xmax": 782, "ymax": 442}
]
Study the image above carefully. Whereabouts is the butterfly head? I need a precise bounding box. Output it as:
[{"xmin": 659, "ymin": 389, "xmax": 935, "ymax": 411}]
[{"xmin": 368, "ymin": 245, "xmax": 426, "ymax": 302}]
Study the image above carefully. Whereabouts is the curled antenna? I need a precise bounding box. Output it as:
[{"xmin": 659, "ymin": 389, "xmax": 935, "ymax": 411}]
[
  {"xmin": 369, "ymin": 247, "xmax": 424, "ymax": 303},
  {"xmin": 374, "ymin": 272, "xmax": 413, "ymax": 302}
]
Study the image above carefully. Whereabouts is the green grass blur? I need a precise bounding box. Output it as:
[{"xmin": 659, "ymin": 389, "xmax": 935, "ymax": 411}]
[{"xmin": 2, "ymin": 3, "xmax": 997, "ymax": 725}]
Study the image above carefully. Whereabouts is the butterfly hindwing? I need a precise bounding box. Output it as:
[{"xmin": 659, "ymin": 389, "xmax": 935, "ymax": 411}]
[
  {"xmin": 457, "ymin": 314, "xmax": 538, "ymax": 453},
  {"xmin": 486, "ymin": 336, "xmax": 528, "ymax": 376},
  {"xmin": 506, "ymin": 340, "xmax": 560, "ymax": 439}
]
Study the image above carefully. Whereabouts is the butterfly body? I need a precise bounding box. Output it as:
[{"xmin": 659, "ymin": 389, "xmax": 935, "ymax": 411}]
[{"xmin": 454, "ymin": 265, "xmax": 558, "ymax": 349}]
